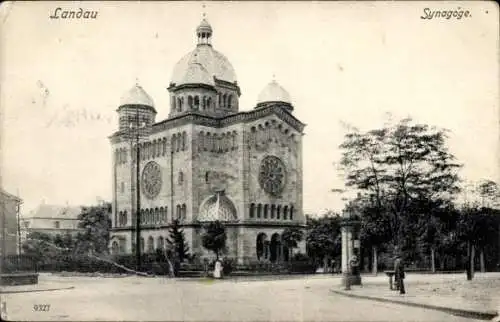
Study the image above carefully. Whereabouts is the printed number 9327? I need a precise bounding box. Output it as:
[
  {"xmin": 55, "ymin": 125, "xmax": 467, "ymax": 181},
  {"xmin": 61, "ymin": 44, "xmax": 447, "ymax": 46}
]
[{"xmin": 33, "ymin": 304, "xmax": 50, "ymax": 311}]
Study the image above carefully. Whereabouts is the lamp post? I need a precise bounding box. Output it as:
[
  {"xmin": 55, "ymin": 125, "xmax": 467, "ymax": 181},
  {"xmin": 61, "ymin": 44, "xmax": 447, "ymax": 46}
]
[
  {"xmin": 127, "ymin": 108, "xmax": 147, "ymax": 271},
  {"xmin": 341, "ymin": 209, "xmax": 352, "ymax": 290}
]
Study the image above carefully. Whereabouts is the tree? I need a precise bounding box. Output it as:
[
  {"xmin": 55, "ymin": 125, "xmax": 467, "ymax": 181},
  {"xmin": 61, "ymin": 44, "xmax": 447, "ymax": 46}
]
[
  {"xmin": 74, "ymin": 202, "xmax": 112, "ymax": 255},
  {"xmin": 22, "ymin": 231, "xmax": 55, "ymax": 263},
  {"xmin": 167, "ymin": 219, "xmax": 190, "ymax": 262},
  {"xmin": 338, "ymin": 117, "xmax": 461, "ymax": 259},
  {"xmin": 201, "ymin": 221, "xmax": 227, "ymax": 260},
  {"xmin": 306, "ymin": 212, "xmax": 342, "ymax": 269},
  {"xmin": 477, "ymin": 180, "xmax": 500, "ymax": 208},
  {"xmin": 282, "ymin": 227, "xmax": 304, "ymax": 260}
]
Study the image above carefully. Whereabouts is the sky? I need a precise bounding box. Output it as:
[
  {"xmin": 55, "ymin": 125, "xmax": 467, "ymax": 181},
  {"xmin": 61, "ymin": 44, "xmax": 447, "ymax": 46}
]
[{"xmin": 0, "ymin": 1, "xmax": 498, "ymax": 216}]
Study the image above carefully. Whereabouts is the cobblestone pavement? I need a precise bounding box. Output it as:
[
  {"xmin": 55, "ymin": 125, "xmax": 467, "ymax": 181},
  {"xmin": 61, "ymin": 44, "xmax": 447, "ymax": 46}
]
[{"xmin": 0, "ymin": 274, "xmax": 489, "ymax": 321}]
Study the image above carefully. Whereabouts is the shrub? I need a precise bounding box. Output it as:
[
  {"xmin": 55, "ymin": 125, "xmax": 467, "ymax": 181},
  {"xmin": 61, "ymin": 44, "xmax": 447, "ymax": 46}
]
[{"xmin": 222, "ymin": 258, "xmax": 234, "ymax": 276}]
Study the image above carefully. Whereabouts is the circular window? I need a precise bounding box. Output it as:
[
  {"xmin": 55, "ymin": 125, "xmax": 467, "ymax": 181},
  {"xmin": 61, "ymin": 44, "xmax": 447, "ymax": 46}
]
[
  {"xmin": 141, "ymin": 161, "xmax": 162, "ymax": 199},
  {"xmin": 258, "ymin": 156, "xmax": 286, "ymax": 196}
]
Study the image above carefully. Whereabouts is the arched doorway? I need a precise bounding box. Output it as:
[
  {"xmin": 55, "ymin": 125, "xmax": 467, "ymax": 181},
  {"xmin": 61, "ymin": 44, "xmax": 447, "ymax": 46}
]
[
  {"xmin": 111, "ymin": 241, "xmax": 119, "ymax": 255},
  {"xmin": 256, "ymin": 233, "xmax": 268, "ymax": 261},
  {"xmin": 270, "ymin": 233, "xmax": 281, "ymax": 262}
]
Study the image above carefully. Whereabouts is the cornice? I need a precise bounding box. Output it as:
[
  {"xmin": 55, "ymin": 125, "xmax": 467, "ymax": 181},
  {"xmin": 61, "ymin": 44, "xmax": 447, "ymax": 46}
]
[
  {"xmin": 116, "ymin": 104, "xmax": 157, "ymax": 115},
  {"xmin": 109, "ymin": 105, "xmax": 306, "ymax": 143},
  {"xmin": 110, "ymin": 221, "xmax": 306, "ymax": 232}
]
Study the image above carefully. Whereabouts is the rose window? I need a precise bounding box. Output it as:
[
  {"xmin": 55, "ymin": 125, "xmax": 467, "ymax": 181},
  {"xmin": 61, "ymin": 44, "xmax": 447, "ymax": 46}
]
[
  {"xmin": 259, "ymin": 156, "xmax": 286, "ymax": 196},
  {"xmin": 141, "ymin": 161, "xmax": 162, "ymax": 199}
]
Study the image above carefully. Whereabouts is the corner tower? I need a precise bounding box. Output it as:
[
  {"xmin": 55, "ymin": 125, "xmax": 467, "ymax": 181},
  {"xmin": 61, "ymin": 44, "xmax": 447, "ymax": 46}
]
[
  {"xmin": 168, "ymin": 17, "xmax": 241, "ymax": 118},
  {"xmin": 117, "ymin": 84, "xmax": 157, "ymax": 131}
]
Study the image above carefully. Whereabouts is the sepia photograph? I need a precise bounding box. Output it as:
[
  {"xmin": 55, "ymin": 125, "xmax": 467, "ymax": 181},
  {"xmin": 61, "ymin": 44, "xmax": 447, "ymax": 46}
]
[{"xmin": 0, "ymin": 1, "xmax": 499, "ymax": 321}]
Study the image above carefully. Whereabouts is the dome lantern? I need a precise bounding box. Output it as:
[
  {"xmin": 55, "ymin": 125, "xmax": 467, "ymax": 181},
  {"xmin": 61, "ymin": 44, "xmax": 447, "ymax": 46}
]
[{"xmin": 197, "ymin": 15, "xmax": 213, "ymax": 46}]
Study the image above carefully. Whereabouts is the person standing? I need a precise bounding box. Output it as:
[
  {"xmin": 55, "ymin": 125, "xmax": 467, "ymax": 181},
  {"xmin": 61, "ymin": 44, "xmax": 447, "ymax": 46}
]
[
  {"xmin": 214, "ymin": 258, "xmax": 223, "ymax": 279},
  {"xmin": 394, "ymin": 254, "xmax": 406, "ymax": 294}
]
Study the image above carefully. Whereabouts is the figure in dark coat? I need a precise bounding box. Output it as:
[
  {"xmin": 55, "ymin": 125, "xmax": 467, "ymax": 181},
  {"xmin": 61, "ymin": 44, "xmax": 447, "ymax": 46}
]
[{"xmin": 394, "ymin": 255, "xmax": 406, "ymax": 294}]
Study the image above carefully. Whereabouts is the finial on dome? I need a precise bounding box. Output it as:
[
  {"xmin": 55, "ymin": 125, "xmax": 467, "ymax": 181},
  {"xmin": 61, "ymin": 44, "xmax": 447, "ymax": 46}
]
[
  {"xmin": 202, "ymin": 3, "xmax": 206, "ymax": 18},
  {"xmin": 135, "ymin": 77, "xmax": 139, "ymax": 86},
  {"xmin": 196, "ymin": 8, "xmax": 213, "ymax": 46}
]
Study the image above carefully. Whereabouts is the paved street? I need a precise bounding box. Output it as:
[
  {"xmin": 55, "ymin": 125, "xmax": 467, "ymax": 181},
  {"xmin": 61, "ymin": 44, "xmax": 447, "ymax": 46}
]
[{"xmin": 1, "ymin": 274, "xmax": 488, "ymax": 321}]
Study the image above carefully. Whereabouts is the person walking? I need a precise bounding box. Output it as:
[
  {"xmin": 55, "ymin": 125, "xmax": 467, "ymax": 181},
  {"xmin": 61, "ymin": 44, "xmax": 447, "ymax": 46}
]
[{"xmin": 394, "ymin": 254, "xmax": 406, "ymax": 294}]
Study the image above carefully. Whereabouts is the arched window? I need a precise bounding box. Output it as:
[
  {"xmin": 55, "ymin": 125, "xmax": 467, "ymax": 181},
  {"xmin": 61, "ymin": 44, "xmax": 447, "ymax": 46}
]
[
  {"xmin": 157, "ymin": 140, "xmax": 161, "ymax": 157},
  {"xmin": 207, "ymin": 97, "xmax": 212, "ymax": 109},
  {"xmin": 250, "ymin": 203, "xmax": 255, "ymax": 218},
  {"xmin": 177, "ymin": 98, "xmax": 182, "ymax": 112},
  {"xmin": 172, "ymin": 96, "xmax": 176, "ymax": 110},
  {"xmin": 157, "ymin": 236, "xmax": 164, "ymax": 250},
  {"xmin": 257, "ymin": 204, "xmax": 262, "ymax": 218},
  {"xmin": 290, "ymin": 206, "xmax": 294, "ymax": 220},
  {"xmin": 194, "ymin": 96, "xmax": 200, "ymax": 110},
  {"xmin": 188, "ymin": 95, "xmax": 193, "ymax": 109},
  {"xmin": 182, "ymin": 204, "xmax": 187, "ymax": 220},
  {"xmin": 283, "ymin": 206, "xmax": 288, "ymax": 220},
  {"xmin": 162, "ymin": 138, "xmax": 167, "ymax": 156},
  {"xmin": 140, "ymin": 237, "xmax": 145, "ymax": 252},
  {"xmin": 147, "ymin": 236, "xmax": 154, "ymax": 253},
  {"xmin": 140, "ymin": 209, "xmax": 145, "ymax": 224},
  {"xmin": 205, "ymin": 171, "xmax": 210, "ymax": 183},
  {"xmin": 182, "ymin": 132, "xmax": 186, "ymax": 151},
  {"xmin": 176, "ymin": 205, "xmax": 181, "ymax": 220},
  {"xmin": 178, "ymin": 171, "xmax": 184, "ymax": 185},
  {"xmin": 270, "ymin": 205, "xmax": 276, "ymax": 219},
  {"xmin": 263, "ymin": 204, "xmax": 268, "ymax": 219},
  {"xmin": 155, "ymin": 208, "xmax": 159, "ymax": 224},
  {"xmin": 164, "ymin": 206, "xmax": 168, "ymax": 222},
  {"xmin": 205, "ymin": 133, "xmax": 210, "ymax": 151},
  {"xmin": 220, "ymin": 133, "xmax": 225, "ymax": 152},
  {"xmin": 218, "ymin": 93, "xmax": 221, "ymax": 107},
  {"xmin": 159, "ymin": 207, "xmax": 164, "ymax": 223},
  {"xmin": 227, "ymin": 94, "xmax": 232, "ymax": 109},
  {"xmin": 151, "ymin": 140, "xmax": 156, "ymax": 158},
  {"xmin": 276, "ymin": 205, "xmax": 281, "ymax": 219},
  {"xmin": 198, "ymin": 131, "xmax": 204, "ymax": 152},
  {"xmin": 123, "ymin": 211, "xmax": 127, "ymax": 225},
  {"xmin": 265, "ymin": 122, "xmax": 271, "ymax": 142}
]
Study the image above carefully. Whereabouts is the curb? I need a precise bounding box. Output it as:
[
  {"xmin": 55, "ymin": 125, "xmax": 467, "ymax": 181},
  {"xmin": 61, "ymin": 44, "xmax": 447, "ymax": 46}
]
[
  {"xmin": 331, "ymin": 289, "xmax": 498, "ymax": 321},
  {"xmin": 0, "ymin": 286, "xmax": 75, "ymax": 294}
]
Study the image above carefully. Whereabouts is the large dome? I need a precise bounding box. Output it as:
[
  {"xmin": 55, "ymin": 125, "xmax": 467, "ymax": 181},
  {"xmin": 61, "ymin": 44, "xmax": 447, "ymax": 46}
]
[
  {"xmin": 171, "ymin": 18, "xmax": 237, "ymax": 86},
  {"xmin": 178, "ymin": 56, "xmax": 215, "ymax": 86},
  {"xmin": 171, "ymin": 46, "xmax": 237, "ymax": 85},
  {"xmin": 119, "ymin": 84, "xmax": 154, "ymax": 107},
  {"xmin": 257, "ymin": 80, "xmax": 291, "ymax": 104},
  {"xmin": 197, "ymin": 192, "xmax": 237, "ymax": 222}
]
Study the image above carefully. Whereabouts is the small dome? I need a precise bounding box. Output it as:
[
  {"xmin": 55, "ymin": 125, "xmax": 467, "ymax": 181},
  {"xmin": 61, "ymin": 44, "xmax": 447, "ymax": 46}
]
[
  {"xmin": 119, "ymin": 84, "xmax": 154, "ymax": 107},
  {"xmin": 257, "ymin": 80, "xmax": 291, "ymax": 104},
  {"xmin": 197, "ymin": 192, "xmax": 237, "ymax": 222},
  {"xmin": 178, "ymin": 55, "xmax": 215, "ymax": 86}
]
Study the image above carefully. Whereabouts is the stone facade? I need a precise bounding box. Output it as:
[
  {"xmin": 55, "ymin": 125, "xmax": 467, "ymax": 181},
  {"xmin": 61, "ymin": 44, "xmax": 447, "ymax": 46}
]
[
  {"xmin": 0, "ymin": 190, "xmax": 22, "ymax": 255},
  {"xmin": 109, "ymin": 17, "xmax": 306, "ymax": 264}
]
